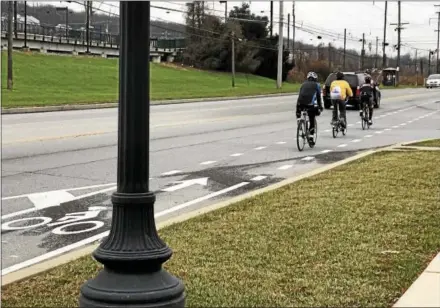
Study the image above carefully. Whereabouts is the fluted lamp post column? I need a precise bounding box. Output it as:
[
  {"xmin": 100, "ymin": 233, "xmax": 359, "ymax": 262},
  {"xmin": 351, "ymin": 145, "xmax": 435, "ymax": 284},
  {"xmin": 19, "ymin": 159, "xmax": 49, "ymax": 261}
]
[{"xmin": 79, "ymin": 2, "xmax": 185, "ymax": 307}]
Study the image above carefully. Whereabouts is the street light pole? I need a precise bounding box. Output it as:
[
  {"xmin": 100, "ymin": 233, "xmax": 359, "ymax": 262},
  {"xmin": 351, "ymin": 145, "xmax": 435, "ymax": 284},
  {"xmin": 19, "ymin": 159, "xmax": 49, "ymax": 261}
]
[{"xmin": 79, "ymin": 2, "xmax": 185, "ymax": 307}]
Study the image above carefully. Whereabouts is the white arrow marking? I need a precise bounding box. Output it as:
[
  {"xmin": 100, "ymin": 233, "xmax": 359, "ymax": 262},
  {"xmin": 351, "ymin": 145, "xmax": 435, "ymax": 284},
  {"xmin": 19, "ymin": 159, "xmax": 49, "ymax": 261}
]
[
  {"xmin": 161, "ymin": 178, "xmax": 208, "ymax": 192},
  {"xmin": 2, "ymin": 183, "xmax": 116, "ymax": 201},
  {"xmin": 27, "ymin": 191, "xmax": 76, "ymax": 210},
  {"xmin": 1, "ymin": 186, "xmax": 116, "ymax": 220}
]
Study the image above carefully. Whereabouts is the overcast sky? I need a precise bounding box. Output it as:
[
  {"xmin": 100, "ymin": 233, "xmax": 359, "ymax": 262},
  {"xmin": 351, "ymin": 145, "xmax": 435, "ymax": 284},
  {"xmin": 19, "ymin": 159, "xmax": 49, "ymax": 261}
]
[{"xmin": 38, "ymin": 1, "xmax": 440, "ymax": 58}]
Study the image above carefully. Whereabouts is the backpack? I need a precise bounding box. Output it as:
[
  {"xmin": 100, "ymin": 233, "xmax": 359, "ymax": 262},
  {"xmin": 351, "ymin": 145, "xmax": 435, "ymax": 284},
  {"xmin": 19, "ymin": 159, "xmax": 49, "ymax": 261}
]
[{"xmin": 330, "ymin": 85, "xmax": 343, "ymax": 100}]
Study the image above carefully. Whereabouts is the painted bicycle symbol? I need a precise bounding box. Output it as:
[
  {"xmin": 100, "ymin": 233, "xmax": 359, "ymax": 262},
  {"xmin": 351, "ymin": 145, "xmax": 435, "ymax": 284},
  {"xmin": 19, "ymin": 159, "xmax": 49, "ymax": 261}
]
[{"xmin": 1, "ymin": 206, "xmax": 108, "ymax": 235}]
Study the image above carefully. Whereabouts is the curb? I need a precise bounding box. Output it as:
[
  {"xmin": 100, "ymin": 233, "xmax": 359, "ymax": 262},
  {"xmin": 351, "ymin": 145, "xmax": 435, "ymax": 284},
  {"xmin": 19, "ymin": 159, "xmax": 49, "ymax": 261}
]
[
  {"xmin": 1, "ymin": 146, "xmax": 382, "ymax": 286},
  {"xmin": 1, "ymin": 92, "xmax": 297, "ymax": 115}
]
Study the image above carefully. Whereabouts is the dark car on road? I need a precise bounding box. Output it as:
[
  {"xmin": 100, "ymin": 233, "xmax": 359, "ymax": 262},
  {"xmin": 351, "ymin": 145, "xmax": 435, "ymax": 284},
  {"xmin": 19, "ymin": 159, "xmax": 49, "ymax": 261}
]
[{"xmin": 322, "ymin": 72, "xmax": 381, "ymax": 110}]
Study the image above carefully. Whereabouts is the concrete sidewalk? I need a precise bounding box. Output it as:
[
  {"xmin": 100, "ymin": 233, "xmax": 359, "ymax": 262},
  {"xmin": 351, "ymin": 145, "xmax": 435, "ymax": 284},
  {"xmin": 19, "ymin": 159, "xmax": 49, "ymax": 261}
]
[{"xmin": 393, "ymin": 253, "xmax": 440, "ymax": 307}]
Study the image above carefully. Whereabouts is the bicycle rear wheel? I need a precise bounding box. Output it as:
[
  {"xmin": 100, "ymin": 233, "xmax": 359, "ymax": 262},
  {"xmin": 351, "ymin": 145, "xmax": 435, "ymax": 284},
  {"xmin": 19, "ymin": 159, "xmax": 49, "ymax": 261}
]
[
  {"xmin": 361, "ymin": 106, "xmax": 368, "ymax": 130},
  {"xmin": 297, "ymin": 120, "xmax": 306, "ymax": 151},
  {"xmin": 309, "ymin": 118, "xmax": 318, "ymax": 148}
]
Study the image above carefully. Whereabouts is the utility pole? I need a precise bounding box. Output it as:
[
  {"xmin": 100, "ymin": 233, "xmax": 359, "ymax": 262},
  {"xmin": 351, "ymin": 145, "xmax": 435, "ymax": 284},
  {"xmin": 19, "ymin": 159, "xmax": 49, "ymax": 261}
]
[
  {"xmin": 7, "ymin": 1, "xmax": 13, "ymax": 90},
  {"xmin": 328, "ymin": 43, "xmax": 332, "ymax": 72},
  {"xmin": 435, "ymin": 5, "xmax": 440, "ymax": 73},
  {"xmin": 415, "ymin": 49, "xmax": 418, "ymax": 87},
  {"xmin": 86, "ymin": 1, "xmax": 90, "ymax": 53},
  {"xmin": 428, "ymin": 50, "xmax": 433, "ymax": 75},
  {"xmin": 231, "ymin": 31, "xmax": 235, "ymax": 88},
  {"xmin": 343, "ymin": 28, "xmax": 346, "ymax": 70},
  {"xmin": 13, "ymin": 1, "xmax": 17, "ymax": 39},
  {"xmin": 287, "ymin": 13, "xmax": 290, "ymax": 49},
  {"xmin": 390, "ymin": 1, "xmax": 409, "ymax": 86},
  {"xmin": 270, "ymin": 1, "xmax": 273, "ymax": 37},
  {"xmin": 24, "ymin": 1, "xmax": 27, "ymax": 49},
  {"xmin": 292, "ymin": 1, "xmax": 295, "ymax": 55},
  {"xmin": 219, "ymin": 1, "xmax": 227, "ymax": 21},
  {"xmin": 382, "ymin": 1, "xmax": 388, "ymax": 68},
  {"xmin": 375, "ymin": 36, "xmax": 378, "ymax": 68},
  {"xmin": 66, "ymin": 8, "xmax": 69, "ymax": 39},
  {"xmin": 361, "ymin": 33, "xmax": 365, "ymax": 70},
  {"xmin": 277, "ymin": 0, "xmax": 283, "ymax": 88}
]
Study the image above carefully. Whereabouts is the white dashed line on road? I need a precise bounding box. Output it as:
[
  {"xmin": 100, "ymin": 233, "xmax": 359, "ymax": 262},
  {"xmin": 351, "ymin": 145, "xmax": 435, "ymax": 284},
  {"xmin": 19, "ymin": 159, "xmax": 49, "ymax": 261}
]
[
  {"xmin": 337, "ymin": 144, "xmax": 347, "ymax": 148},
  {"xmin": 321, "ymin": 149, "xmax": 333, "ymax": 153},
  {"xmin": 375, "ymin": 131, "xmax": 383, "ymax": 134},
  {"xmin": 278, "ymin": 165, "xmax": 293, "ymax": 170},
  {"xmin": 351, "ymin": 139, "xmax": 362, "ymax": 143},
  {"xmin": 302, "ymin": 156, "xmax": 315, "ymax": 161},
  {"xmin": 356, "ymin": 121, "xmax": 361, "ymax": 124},
  {"xmin": 348, "ymin": 124, "xmax": 354, "ymax": 127},
  {"xmin": 251, "ymin": 175, "xmax": 267, "ymax": 181},
  {"xmin": 276, "ymin": 141, "xmax": 286, "ymax": 145},
  {"xmin": 324, "ymin": 129, "xmax": 331, "ymax": 132},
  {"xmin": 384, "ymin": 128, "xmax": 391, "ymax": 131},
  {"xmin": 364, "ymin": 135, "xmax": 373, "ymax": 138},
  {"xmin": 230, "ymin": 153, "xmax": 244, "ymax": 157},
  {"xmin": 254, "ymin": 146, "xmax": 267, "ymax": 150},
  {"xmin": 392, "ymin": 125, "xmax": 399, "ymax": 128},
  {"xmin": 200, "ymin": 161, "xmax": 217, "ymax": 165},
  {"xmin": 400, "ymin": 123, "xmax": 407, "ymax": 126},
  {"xmin": 161, "ymin": 170, "xmax": 182, "ymax": 176}
]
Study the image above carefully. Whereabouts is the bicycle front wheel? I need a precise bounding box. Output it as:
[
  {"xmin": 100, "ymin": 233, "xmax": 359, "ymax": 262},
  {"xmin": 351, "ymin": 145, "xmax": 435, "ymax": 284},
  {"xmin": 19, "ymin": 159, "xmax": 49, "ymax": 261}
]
[
  {"xmin": 297, "ymin": 120, "xmax": 306, "ymax": 151},
  {"xmin": 361, "ymin": 108, "xmax": 367, "ymax": 130}
]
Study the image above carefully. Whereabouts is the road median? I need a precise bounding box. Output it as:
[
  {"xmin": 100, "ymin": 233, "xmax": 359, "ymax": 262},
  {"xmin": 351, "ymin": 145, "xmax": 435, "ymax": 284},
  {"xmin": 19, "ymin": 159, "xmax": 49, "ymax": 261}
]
[
  {"xmin": 2, "ymin": 148, "xmax": 439, "ymax": 307},
  {"xmin": 1, "ymin": 92, "xmax": 296, "ymax": 115}
]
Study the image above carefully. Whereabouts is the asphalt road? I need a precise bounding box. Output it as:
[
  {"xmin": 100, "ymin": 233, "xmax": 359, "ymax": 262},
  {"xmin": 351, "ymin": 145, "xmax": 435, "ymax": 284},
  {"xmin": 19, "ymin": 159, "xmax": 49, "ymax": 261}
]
[{"xmin": 2, "ymin": 88, "xmax": 440, "ymax": 274}]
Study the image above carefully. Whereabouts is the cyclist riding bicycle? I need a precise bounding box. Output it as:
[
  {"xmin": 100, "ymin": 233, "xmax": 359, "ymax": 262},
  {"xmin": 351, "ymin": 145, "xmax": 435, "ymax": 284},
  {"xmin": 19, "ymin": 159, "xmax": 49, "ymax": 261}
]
[
  {"xmin": 296, "ymin": 71, "xmax": 323, "ymax": 146},
  {"xmin": 329, "ymin": 71, "xmax": 353, "ymax": 128},
  {"xmin": 359, "ymin": 76, "xmax": 376, "ymax": 125}
]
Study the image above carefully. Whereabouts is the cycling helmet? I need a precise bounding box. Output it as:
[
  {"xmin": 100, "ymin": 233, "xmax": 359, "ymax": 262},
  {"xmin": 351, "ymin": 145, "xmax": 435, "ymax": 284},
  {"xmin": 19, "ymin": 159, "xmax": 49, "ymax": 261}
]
[
  {"xmin": 365, "ymin": 76, "xmax": 371, "ymax": 84},
  {"xmin": 306, "ymin": 71, "xmax": 318, "ymax": 81},
  {"xmin": 336, "ymin": 71, "xmax": 344, "ymax": 80}
]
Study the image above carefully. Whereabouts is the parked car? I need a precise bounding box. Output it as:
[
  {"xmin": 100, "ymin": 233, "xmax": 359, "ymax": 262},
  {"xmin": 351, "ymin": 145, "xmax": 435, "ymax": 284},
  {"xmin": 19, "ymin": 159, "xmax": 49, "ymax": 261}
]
[
  {"xmin": 322, "ymin": 72, "xmax": 381, "ymax": 109},
  {"xmin": 426, "ymin": 74, "xmax": 440, "ymax": 88}
]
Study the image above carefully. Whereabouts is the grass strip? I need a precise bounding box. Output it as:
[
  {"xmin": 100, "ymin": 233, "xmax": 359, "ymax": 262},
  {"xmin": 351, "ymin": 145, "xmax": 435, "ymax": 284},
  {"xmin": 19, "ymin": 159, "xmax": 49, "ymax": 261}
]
[
  {"xmin": 405, "ymin": 139, "xmax": 440, "ymax": 148},
  {"xmin": 2, "ymin": 151, "xmax": 440, "ymax": 307},
  {"xmin": 1, "ymin": 52, "xmax": 299, "ymax": 108}
]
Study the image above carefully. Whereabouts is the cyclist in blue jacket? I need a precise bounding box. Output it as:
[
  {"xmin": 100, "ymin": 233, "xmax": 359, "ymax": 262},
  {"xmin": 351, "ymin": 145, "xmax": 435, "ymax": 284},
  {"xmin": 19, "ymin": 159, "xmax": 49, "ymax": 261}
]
[{"xmin": 296, "ymin": 71, "xmax": 323, "ymax": 145}]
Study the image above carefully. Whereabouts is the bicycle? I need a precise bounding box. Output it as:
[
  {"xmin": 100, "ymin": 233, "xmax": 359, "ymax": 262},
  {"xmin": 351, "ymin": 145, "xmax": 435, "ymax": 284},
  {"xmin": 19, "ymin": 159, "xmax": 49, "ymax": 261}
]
[
  {"xmin": 331, "ymin": 99, "xmax": 347, "ymax": 138},
  {"xmin": 1, "ymin": 206, "xmax": 107, "ymax": 235},
  {"xmin": 297, "ymin": 106, "xmax": 318, "ymax": 151},
  {"xmin": 360, "ymin": 99, "xmax": 371, "ymax": 130}
]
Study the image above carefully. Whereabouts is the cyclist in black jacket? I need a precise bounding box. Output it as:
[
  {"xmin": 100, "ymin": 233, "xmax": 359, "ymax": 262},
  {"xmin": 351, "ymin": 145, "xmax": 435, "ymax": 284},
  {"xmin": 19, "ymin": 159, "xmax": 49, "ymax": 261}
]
[
  {"xmin": 296, "ymin": 71, "xmax": 323, "ymax": 145},
  {"xmin": 359, "ymin": 76, "xmax": 376, "ymax": 125}
]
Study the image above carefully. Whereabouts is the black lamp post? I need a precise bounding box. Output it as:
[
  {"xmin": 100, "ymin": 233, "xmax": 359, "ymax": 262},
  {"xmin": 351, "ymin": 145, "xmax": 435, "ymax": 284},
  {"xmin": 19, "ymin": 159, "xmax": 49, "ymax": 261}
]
[{"xmin": 79, "ymin": 2, "xmax": 185, "ymax": 307}]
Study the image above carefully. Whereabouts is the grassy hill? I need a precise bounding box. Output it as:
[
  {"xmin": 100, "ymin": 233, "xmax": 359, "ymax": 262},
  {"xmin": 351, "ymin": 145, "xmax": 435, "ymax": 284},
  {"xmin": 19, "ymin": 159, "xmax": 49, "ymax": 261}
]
[{"xmin": 1, "ymin": 52, "xmax": 299, "ymax": 108}]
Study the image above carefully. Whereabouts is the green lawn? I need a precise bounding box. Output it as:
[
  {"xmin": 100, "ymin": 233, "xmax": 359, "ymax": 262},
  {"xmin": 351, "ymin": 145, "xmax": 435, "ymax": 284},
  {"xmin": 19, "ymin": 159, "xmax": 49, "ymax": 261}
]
[
  {"xmin": 406, "ymin": 139, "xmax": 440, "ymax": 147},
  {"xmin": 1, "ymin": 52, "xmax": 299, "ymax": 108},
  {"xmin": 2, "ymin": 151, "xmax": 440, "ymax": 307}
]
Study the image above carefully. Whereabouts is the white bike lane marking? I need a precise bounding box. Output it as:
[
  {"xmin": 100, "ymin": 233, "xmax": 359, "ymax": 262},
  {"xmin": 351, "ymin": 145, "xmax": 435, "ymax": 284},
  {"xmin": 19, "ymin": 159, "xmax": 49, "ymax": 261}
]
[{"xmin": 1, "ymin": 181, "xmax": 250, "ymax": 276}]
